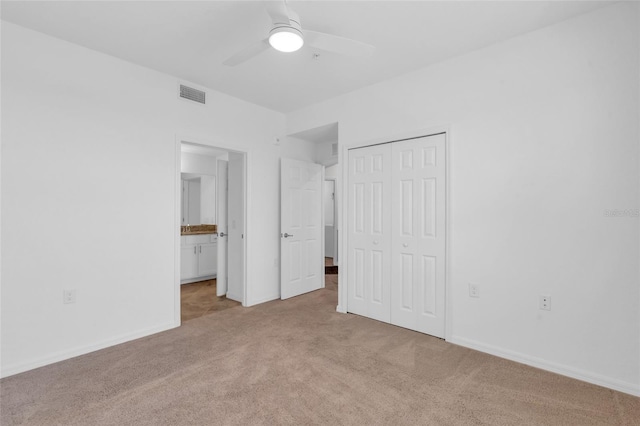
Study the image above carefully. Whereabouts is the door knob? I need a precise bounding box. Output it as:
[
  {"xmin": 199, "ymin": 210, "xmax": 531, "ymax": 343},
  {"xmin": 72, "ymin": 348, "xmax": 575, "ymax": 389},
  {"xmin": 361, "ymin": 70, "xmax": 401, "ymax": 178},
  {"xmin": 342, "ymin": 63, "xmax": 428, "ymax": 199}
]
[
  {"xmin": 283, "ymin": 233, "xmax": 294, "ymax": 238},
  {"xmin": 219, "ymin": 232, "xmax": 226, "ymax": 237},
  {"xmin": 403, "ymin": 243, "xmax": 408, "ymax": 248},
  {"xmin": 373, "ymin": 240, "xmax": 379, "ymax": 245}
]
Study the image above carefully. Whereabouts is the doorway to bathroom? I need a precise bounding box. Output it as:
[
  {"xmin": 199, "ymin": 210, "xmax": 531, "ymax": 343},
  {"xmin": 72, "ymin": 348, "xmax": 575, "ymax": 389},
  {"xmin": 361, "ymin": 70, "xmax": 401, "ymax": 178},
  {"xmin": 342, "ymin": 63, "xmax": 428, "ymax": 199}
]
[{"xmin": 176, "ymin": 140, "xmax": 247, "ymax": 323}]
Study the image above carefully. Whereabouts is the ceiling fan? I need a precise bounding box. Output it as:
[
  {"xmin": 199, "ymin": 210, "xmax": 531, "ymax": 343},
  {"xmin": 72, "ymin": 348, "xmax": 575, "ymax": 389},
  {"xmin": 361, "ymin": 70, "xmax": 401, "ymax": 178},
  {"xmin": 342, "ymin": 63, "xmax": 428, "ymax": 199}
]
[{"xmin": 223, "ymin": 0, "xmax": 375, "ymax": 66}]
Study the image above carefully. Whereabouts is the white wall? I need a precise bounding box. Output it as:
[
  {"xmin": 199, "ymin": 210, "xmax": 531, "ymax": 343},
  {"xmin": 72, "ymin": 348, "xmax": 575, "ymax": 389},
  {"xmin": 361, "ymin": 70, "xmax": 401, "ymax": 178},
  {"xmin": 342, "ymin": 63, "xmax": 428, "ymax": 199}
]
[
  {"xmin": 0, "ymin": 22, "xmax": 315, "ymax": 376},
  {"xmin": 323, "ymin": 180, "xmax": 335, "ymax": 227},
  {"xmin": 181, "ymin": 152, "xmax": 220, "ymax": 224},
  {"xmin": 181, "ymin": 151, "xmax": 217, "ymax": 176},
  {"xmin": 200, "ymin": 176, "xmax": 216, "ymax": 225},
  {"xmin": 287, "ymin": 3, "xmax": 640, "ymax": 395},
  {"xmin": 325, "ymin": 164, "xmax": 338, "ymax": 179},
  {"xmin": 315, "ymin": 139, "xmax": 338, "ymax": 166}
]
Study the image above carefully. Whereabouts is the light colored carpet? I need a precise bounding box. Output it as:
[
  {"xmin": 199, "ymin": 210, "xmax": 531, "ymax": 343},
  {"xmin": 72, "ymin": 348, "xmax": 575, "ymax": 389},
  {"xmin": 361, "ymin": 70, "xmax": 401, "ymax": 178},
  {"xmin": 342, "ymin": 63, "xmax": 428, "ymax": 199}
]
[
  {"xmin": 180, "ymin": 279, "xmax": 241, "ymax": 322},
  {"xmin": 1, "ymin": 275, "xmax": 638, "ymax": 425}
]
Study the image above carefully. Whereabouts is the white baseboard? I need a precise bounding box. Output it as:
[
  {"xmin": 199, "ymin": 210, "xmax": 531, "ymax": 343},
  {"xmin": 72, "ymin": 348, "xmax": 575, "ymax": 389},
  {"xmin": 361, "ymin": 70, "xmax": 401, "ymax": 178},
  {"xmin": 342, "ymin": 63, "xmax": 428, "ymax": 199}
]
[
  {"xmin": 449, "ymin": 335, "xmax": 640, "ymax": 397},
  {"xmin": 246, "ymin": 293, "xmax": 280, "ymax": 307},
  {"xmin": 1, "ymin": 321, "xmax": 177, "ymax": 378},
  {"xmin": 226, "ymin": 291, "xmax": 244, "ymax": 305},
  {"xmin": 180, "ymin": 274, "xmax": 216, "ymax": 285}
]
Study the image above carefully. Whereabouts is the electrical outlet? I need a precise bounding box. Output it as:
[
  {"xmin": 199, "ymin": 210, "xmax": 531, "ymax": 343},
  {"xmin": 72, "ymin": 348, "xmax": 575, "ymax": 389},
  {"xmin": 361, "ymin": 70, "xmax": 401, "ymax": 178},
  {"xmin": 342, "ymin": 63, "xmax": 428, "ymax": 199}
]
[
  {"xmin": 63, "ymin": 289, "xmax": 76, "ymax": 304},
  {"xmin": 539, "ymin": 294, "xmax": 551, "ymax": 311},
  {"xmin": 469, "ymin": 283, "xmax": 480, "ymax": 298}
]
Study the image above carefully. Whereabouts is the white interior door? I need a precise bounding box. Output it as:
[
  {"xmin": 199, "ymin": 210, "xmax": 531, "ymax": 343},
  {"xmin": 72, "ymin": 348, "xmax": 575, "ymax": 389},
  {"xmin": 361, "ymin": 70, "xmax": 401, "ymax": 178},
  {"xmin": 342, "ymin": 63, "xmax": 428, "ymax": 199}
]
[
  {"xmin": 390, "ymin": 134, "xmax": 446, "ymax": 337},
  {"xmin": 227, "ymin": 152, "xmax": 245, "ymax": 303},
  {"xmin": 280, "ymin": 158, "xmax": 323, "ymax": 299},
  {"xmin": 347, "ymin": 144, "xmax": 392, "ymax": 323},
  {"xmin": 216, "ymin": 160, "xmax": 228, "ymax": 297}
]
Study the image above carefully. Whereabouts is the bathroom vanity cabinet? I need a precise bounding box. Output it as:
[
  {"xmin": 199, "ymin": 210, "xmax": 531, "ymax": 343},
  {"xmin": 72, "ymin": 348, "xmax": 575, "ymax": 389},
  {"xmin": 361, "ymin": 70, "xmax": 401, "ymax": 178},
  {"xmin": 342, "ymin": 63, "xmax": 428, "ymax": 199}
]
[{"xmin": 180, "ymin": 234, "xmax": 217, "ymax": 284}]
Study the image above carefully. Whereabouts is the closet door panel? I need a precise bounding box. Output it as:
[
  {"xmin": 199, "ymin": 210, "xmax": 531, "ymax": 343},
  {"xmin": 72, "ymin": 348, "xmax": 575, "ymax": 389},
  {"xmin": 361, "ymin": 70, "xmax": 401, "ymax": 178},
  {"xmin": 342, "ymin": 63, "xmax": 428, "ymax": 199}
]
[
  {"xmin": 347, "ymin": 144, "xmax": 392, "ymax": 322},
  {"xmin": 391, "ymin": 134, "xmax": 446, "ymax": 338}
]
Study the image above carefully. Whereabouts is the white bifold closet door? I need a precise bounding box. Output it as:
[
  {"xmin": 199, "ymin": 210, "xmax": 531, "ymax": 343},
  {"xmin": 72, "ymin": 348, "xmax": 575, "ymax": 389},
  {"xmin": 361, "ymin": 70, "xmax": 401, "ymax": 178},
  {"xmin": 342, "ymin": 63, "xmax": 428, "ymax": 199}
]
[
  {"xmin": 347, "ymin": 133, "xmax": 446, "ymax": 338},
  {"xmin": 347, "ymin": 143, "xmax": 392, "ymax": 323}
]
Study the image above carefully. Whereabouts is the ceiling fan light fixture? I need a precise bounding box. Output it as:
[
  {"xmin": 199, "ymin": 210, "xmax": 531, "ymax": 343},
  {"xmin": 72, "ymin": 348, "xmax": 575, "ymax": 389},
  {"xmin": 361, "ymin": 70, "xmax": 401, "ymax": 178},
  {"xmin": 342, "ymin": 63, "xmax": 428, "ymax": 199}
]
[{"xmin": 269, "ymin": 26, "xmax": 304, "ymax": 53}]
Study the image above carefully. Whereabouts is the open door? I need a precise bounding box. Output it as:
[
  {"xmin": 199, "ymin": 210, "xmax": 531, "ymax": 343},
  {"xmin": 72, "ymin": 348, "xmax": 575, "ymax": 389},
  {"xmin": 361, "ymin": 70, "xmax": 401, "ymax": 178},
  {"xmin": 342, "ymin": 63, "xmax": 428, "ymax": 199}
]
[
  {"xmin": 280, "ymin": 158, "xmax": 324, "ymax": 299},
  {"xmin": 216, "ymin": 160, "xmax": 228, "ymax": 297},
  {"xmin": 226, "ymin": 152, "xmax": 245, "ymax": 303}
]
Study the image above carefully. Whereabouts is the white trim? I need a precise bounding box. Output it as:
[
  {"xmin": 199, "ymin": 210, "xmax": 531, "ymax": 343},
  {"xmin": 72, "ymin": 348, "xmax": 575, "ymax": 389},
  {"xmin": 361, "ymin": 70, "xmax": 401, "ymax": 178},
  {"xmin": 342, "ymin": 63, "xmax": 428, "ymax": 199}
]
[
  {"xmin": 226, "ymin": 291, "xmax": 243, "ymax": 304},
  {"xmin": 174, "ymin": 140, "xmax": 182, "ymax": 327},
  {"xmin": 342, "ymin": 125, "xmax": 450, "ymax": 150},
  {"xmin": 444, "ymin": 128, "xmax": 454, "ymax": 342},
  {"xmin": 338, "ymin": 141, "xmax": 347, "ymax": 313},
  {"xmin": 248, "ymin": 293, "xmax": 280, "ymax": 307},
  {"xmin": 180, "ymin": 275, "xmax": 216, "ymax": 285},
  {"xmin": 177, "ymin": 133, "xmax": 250, "ymax": 155},
  {"xmin": 321, "ymin": 166, "xmax": 326, "ymax": 288},
  {"xmin": 324, "ymin": 176, "xmax": 338, "ymax": 264},
  {"xmin": 1, "ymin": 322, "xmax": 176, "ymax": 378},
  {"xmin": 241, "ymin": 151, "xmax": 250, "ymax": 306},
  {"xmin": 449, "ymin": 335, "xmax": 640, "ymax": 397}
]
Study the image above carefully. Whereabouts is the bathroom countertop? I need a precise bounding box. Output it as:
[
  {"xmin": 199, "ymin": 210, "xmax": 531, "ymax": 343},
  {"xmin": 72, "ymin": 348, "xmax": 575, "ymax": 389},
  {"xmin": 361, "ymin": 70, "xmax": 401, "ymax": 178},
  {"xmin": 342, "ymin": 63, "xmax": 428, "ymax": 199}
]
[{"xmin": 181, "ymin": 224, "xmax": 217, "ymax": 236}]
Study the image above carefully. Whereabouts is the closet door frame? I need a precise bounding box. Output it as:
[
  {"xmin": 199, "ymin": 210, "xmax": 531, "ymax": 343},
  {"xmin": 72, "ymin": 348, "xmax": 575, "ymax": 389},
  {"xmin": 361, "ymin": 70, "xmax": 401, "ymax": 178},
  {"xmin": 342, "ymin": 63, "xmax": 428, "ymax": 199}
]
[{"xmin": 339, "ymin": 126, "xmax": 453, "ymax": 341}]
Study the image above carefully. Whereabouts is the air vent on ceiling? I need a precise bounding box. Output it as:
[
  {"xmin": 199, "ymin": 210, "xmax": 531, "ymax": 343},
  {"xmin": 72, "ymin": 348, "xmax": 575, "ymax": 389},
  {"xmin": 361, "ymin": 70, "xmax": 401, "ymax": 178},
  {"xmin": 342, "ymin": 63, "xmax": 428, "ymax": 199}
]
[
  {"xmin": 331, "ymin": 143, "xmax": 338, "ymax": 156},
  {"xmin": 180, "ymin": 84, "xmax": 206, "ymax": 104}
]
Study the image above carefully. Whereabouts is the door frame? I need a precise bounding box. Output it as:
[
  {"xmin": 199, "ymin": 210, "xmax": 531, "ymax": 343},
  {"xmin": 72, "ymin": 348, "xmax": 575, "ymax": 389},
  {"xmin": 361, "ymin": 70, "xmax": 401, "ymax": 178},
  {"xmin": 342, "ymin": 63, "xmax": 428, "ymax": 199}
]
[
  {"xmin": 338, "ymin": 125, "xmax": 453, "ymax": 341},
  {"xmin": 324, "ymin": 176, "xmax": 338, "ymax": 264},
  {"xmin": 174, "ymin": 136, "xmax": 249, "ymax": 327},
  {"xmin": 216, "ymin": 159, "xmax": 228, "ymax": 297}
]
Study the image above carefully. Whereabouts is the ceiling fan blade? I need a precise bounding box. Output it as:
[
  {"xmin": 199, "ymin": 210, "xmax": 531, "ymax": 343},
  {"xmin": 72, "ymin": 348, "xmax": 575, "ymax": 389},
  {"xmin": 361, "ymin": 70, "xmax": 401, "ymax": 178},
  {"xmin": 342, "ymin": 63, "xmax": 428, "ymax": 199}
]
[
  {"xmin": 305, "ymin": 30, "xmax": 375, "ymax": 58},
  {"xmin": 223, "ymin": 39, "xmax": 270, "ymax": 67},
  {"xmin": 265, "ymin": 0, "xmax": 291, "ymax": 25}
]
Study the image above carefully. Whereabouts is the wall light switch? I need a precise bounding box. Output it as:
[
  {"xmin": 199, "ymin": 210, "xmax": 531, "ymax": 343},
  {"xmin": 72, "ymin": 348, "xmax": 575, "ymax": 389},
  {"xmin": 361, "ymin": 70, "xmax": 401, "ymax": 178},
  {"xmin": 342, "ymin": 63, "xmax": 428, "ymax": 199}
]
[
  {"xmin": 469, "ymin": 283, "xmax": 480, "ymax": 298},
  {"xmin": 63, "ymin": 289, "xmax": 76, "ymax": 304}
]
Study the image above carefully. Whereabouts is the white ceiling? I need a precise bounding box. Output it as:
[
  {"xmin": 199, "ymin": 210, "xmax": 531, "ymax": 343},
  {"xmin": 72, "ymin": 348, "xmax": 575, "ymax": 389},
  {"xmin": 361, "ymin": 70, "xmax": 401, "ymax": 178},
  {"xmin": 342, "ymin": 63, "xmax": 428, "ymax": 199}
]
[{"xmin": 1, "ymin": 1, "xmax": 612, "ymax": 113}]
